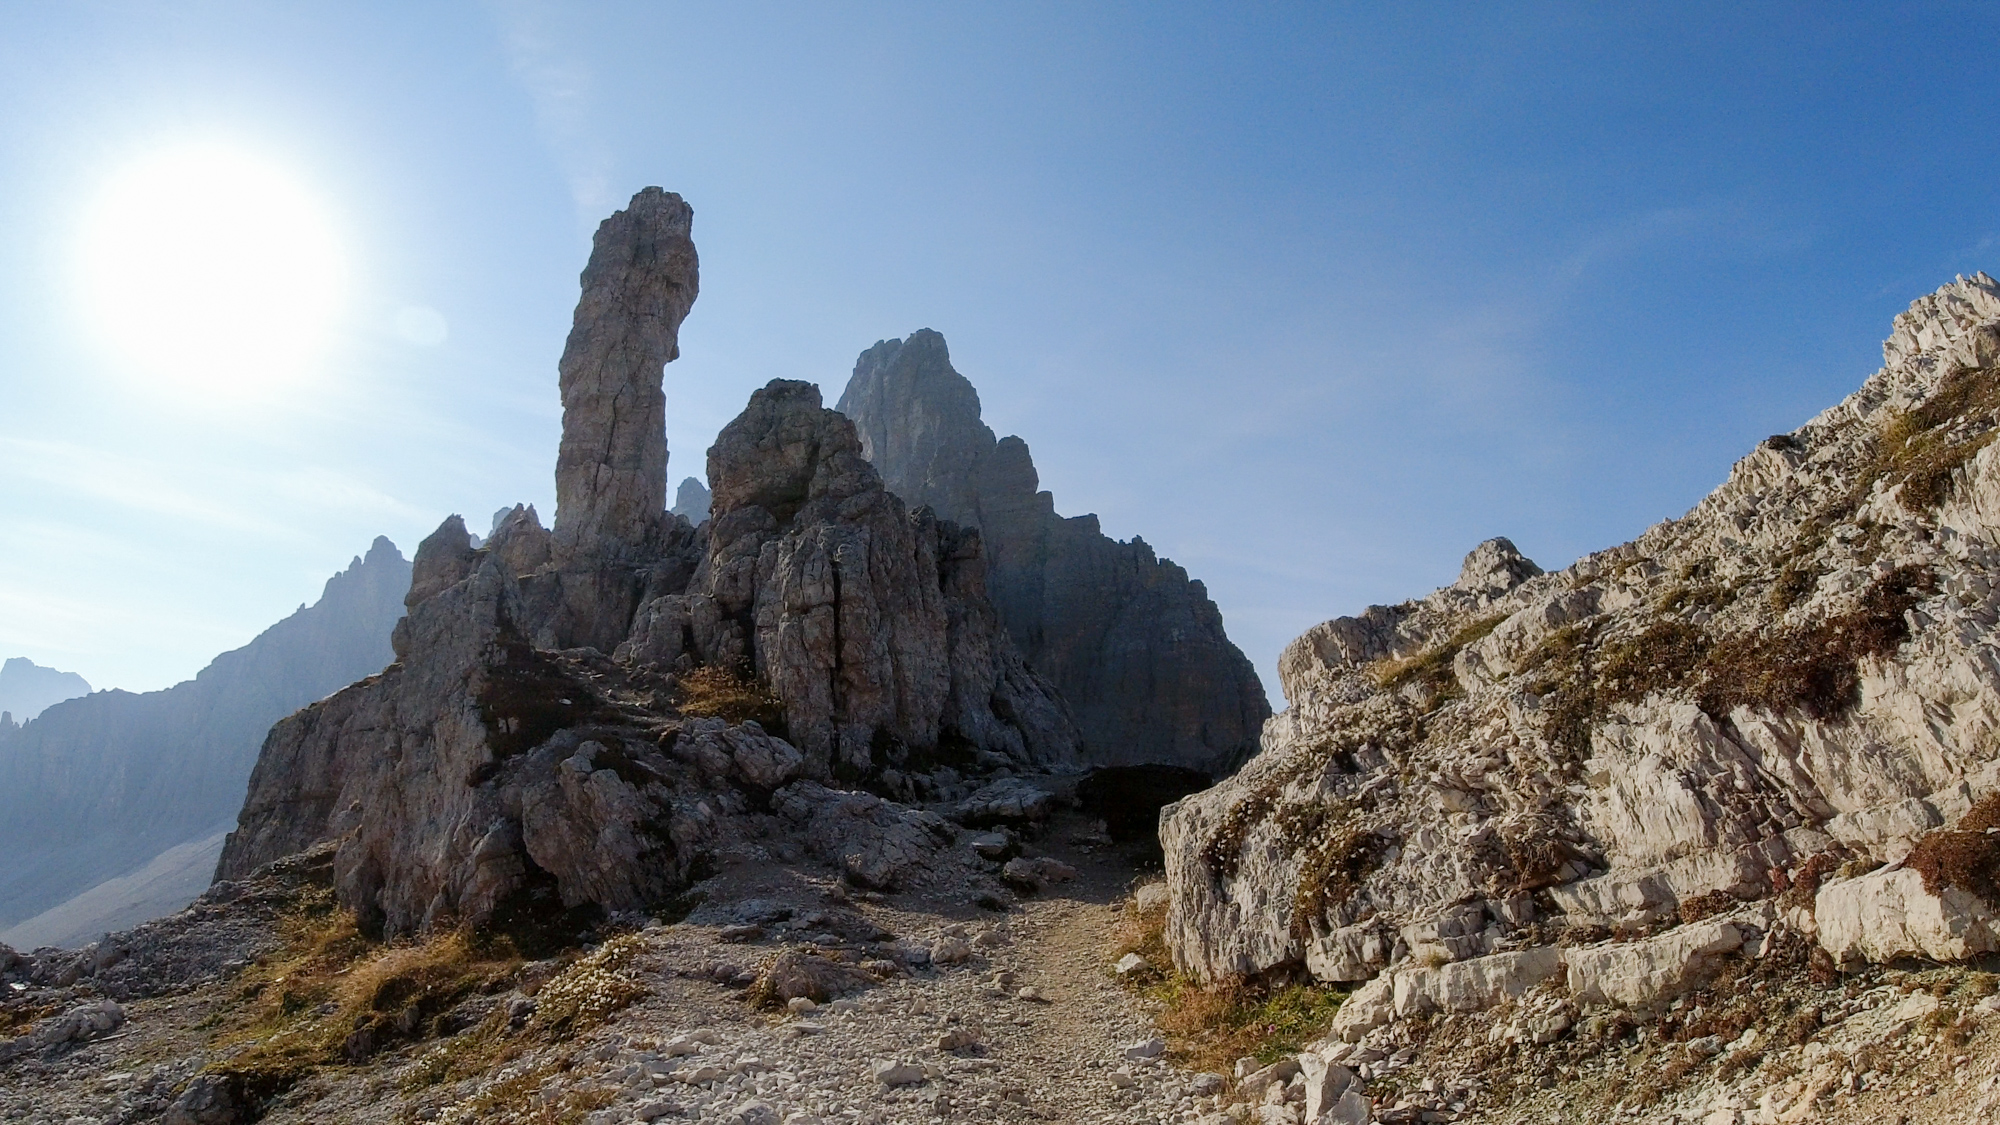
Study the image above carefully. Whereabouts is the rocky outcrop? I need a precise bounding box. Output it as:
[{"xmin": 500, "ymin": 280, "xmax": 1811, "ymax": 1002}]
[
  {"xmin": 219, "ymin": 192, "xmax": 1074, "ymax": 938},
  {"xmin": 1815, "ymin": 863, "xmax": 2000, "ymax": 965},
  {"xmin": 836, "ymin": 330, "xmax": 1269, "ymax": 774},
  {"xmin": 547, "ymin": 188, "xmax": 701, "ymax": 651},
  {"xmin": 552, "ymin": 187, "xmax": 698, "ymax": 565},
  {"xmin": 0, "ymin": 539, "xmax": 409, "ymax": 931},
  {"xmin": 1162, "ymin": 273, "xmax": 2000, "ymax": 1018},
  {"xmin": 0, "ymin": 658, "xmax": 90, "ymax": 722},
  {"xmin": 621, "ymin": 379, "xmax": 1079, "ymax": 777},
  {"xmin": 672, "ymin": 476, "xmax": 712, "ymax": 525}
]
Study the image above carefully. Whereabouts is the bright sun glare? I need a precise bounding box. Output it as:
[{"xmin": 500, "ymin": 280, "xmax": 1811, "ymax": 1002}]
[{"xmin": 78, "ymin": 145, "xmax": 347, "ymax": 395}]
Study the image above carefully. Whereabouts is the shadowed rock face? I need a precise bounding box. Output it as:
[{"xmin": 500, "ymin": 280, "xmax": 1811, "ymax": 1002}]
[
  {"xmin": 836, "ymin": 330, "xmax": 1270, "ymax": 773},
  {"xmin": 623, "ymin": 379, "xmax": 1080, "ymax": 777}
]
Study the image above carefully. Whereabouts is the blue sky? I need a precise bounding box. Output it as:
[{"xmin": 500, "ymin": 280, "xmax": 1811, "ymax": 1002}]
[{"xmin": 2, "ymin": 2, "xmax": 1997, "ymax": 699}]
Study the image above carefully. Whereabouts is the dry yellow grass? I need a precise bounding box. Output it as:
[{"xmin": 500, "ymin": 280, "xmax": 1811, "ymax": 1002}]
[{"xmin": 1112, "ymin": 898, "xmax": 1346, "ymax": 1079}]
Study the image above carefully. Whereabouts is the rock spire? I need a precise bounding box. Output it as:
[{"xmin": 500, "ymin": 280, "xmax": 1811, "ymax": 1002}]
[{"xmin": 552, "ymin": 187, "xmax": 699, "ymax": 565}]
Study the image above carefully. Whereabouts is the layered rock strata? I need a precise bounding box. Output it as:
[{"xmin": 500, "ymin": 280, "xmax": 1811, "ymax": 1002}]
[
  {"xmin": 836, "ymin": 329, "xmax": 1269, "ymax": 773},
  {"xmin": 1163, "ymin": 274, "xmax": 2000, "ymax": 1020},
  {"xmin": 219, "ymin": 191, "xmax": 1076, "ymax": 937}
]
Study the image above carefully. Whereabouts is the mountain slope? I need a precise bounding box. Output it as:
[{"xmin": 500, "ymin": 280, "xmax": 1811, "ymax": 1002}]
[{"xmin": 0, "ymin": 538, "xmax": 409, "ymax": 933}]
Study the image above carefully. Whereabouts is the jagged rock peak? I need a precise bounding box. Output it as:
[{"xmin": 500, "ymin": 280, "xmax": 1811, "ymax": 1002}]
[
  {"xmin": 1454, "ymin": 536, "xmax": 1542, "ymax": 597},
  {"xmin": 0, "ymin": 658, "xmax": 91, "ymax": 723},
  {"xmin": 671, "ymin": 476, "xmax": 711, "ymax": 525},
  {"xmin": 837, "ymin": 330, "xmax": 996, "ymax": 522},
  {"xmin": 708, "ymin": 379, "xmax": 878, "ymax": 521},
  {"xmin": 552, "ymin": 187, "xmax": 699, "ymax": 565},
  {"xmin": 836, "ymin": 330, "xmax": 1270, "ymax": 774},
  {"xmin": 622, "ymin": 378, "xmax": 1081, "ymax": 776}
]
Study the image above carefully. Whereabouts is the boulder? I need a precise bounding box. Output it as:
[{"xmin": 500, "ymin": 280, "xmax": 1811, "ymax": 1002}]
[
  {"xmin": 1566, "ymin": 921, "xmax": 1746, "ymax": 1008},
  {"xmin": 771, "ymin": 782, "xmax": 957, "ymax": 891},
  {"xmin": 1815, "ymin": 864, "xmax": 2000, "ymax": 965},
  {"xmin": 1001, "ymin": 856, "xmax": 1077, "ymax": 893},
  {"xmin": 1388, "ymin": 947, "xmax": 1565, "ymax": 1017},
  {"xmin": 162, "ymin": 1074, "xmax": 241, "ymax": 1125},
  {"xmin": 752, "ymin": 949, "xmax": 875, "ymax": 1004},
  {"xmin": 950, "ymin": 778, "xmax": 1055, "ymax": 826}
]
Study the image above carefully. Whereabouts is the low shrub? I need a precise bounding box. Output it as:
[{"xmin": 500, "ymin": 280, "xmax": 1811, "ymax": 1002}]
[
  {"xmin": 1907, "ymin": 792, "xmax": 2000, "ymax": 909},
  {"xmin": 676, "ymin": 664, "xmax": 786, "ymax": 732}
]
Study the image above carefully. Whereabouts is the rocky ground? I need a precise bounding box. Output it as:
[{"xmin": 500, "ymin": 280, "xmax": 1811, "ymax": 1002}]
[
  {"xmin": 0, "ymin": 800, "xmax": 1235, "ymax": 1125},
  {"xmin": 7, "ymin": 796, "xmax": 2000, "ymax": 1124}
]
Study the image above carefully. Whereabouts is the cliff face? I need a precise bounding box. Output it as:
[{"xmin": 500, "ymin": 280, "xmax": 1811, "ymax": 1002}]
[
  {"xmin": 218, "ymin": 191, "xmax": 1075, "ymax": 938},
  {"xmin": 1162, "ymin": 274, "xmax": 2000, "ymax": 1015},
  {"xmin": 0, "ymin": 538, "xmax": 408, "ymax": 930},
  {"xmin": 836, "ymin": 330, "xmax": 1270, "ymax": 774}
]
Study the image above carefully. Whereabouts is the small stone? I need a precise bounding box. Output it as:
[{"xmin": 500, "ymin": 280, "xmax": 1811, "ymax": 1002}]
[
  {"xmin": 930, "ymin": 937, "xmax": 974, "ymax": 965},
  {"xmin": 720, "ymin": 924, "xmax": 764, "ymax": 943},
  {"xmin": 786, "ymin": 996, "xmax": 818, "ymax": 1015},
  {"xmin": 875, "ymin": 1060, "xmax": 927, "ymax": 1087},
  {"xmin": 1111, "ymin": 1068, "xmax": 1138, "ymax": 1089},
  {"xmin": 729, "ymin": 1101, "xmax": 780, "ymax": 1125},
  {"xmin": 1191, "ymin": 1073, "xmax": 1226, "ymax": 1096},
  {"xmin": 1123, "ymin": 1037, "xmax": 1167, "ymax": 1060},
  {"xmin": 1114, "ymin": 952, "xmax": 1151, "ymax": 976},
  {"xmin": 937, "ymin": 1027, "xmax": 980, "ymax": 1052},
  {"xmin": 1016, "ymin": 986, "xmax": 1045, "ymax": 1002}
]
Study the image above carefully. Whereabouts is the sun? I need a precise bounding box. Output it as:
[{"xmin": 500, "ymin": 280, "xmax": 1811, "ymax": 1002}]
[{"xmin": 77, "ymin": 144, "xmax": 347, "ymax": 395}]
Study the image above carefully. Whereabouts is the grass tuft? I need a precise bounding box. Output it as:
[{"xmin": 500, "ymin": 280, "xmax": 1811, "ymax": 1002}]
[{"xmin": 676, "ymin": 664, "xmax": 787, "ymax": 733}]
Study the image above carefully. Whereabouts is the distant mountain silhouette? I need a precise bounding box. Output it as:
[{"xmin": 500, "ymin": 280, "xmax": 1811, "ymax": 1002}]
[
  {"xmin": 0, "ymin": 657, "xmax": 90, "ymax": 723},
  {"xmin": 0, "ymin": 538, "xmax": 410, "ymax": 936}
]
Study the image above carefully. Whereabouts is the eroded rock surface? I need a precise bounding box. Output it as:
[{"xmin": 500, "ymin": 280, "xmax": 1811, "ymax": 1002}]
[
  {"xmin": 836, "ymin": 329, "xmax": 1269, "ymax": 773},
  {"xmin": 1164, "ymin": 273, "xmax": 2000, "ymax": 1021},
  {"xmin": 218, "ymin": 193, "xmax": 1074, "ymax": 938},
  {"xmin": 622, "ymin": 378, "xmax": 1079, "ymax": 777}
]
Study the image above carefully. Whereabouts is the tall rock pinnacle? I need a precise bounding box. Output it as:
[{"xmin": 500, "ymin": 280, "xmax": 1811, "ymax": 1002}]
[{"xmin": 553, "ymin": 187, "xmax": 700, "ymax": 563}]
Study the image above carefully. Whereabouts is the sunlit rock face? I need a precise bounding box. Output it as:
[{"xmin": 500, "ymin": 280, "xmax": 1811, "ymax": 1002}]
[
  {"xmin": 1161, "ymin": 273, "xmax": 2000, "ymax": 1012},
  {"xmin": 220, "ymin": 192, "xmax": 1075, "ymax": 938},
  {"xmin": 836, "ymin": 329, "xmax": 1271, "ymax": 774}
]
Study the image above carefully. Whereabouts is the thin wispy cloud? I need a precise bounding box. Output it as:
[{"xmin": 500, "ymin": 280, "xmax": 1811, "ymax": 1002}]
[{"xmin": 486, "ymin": 0, "xmax": 616, "ymax": 223}]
